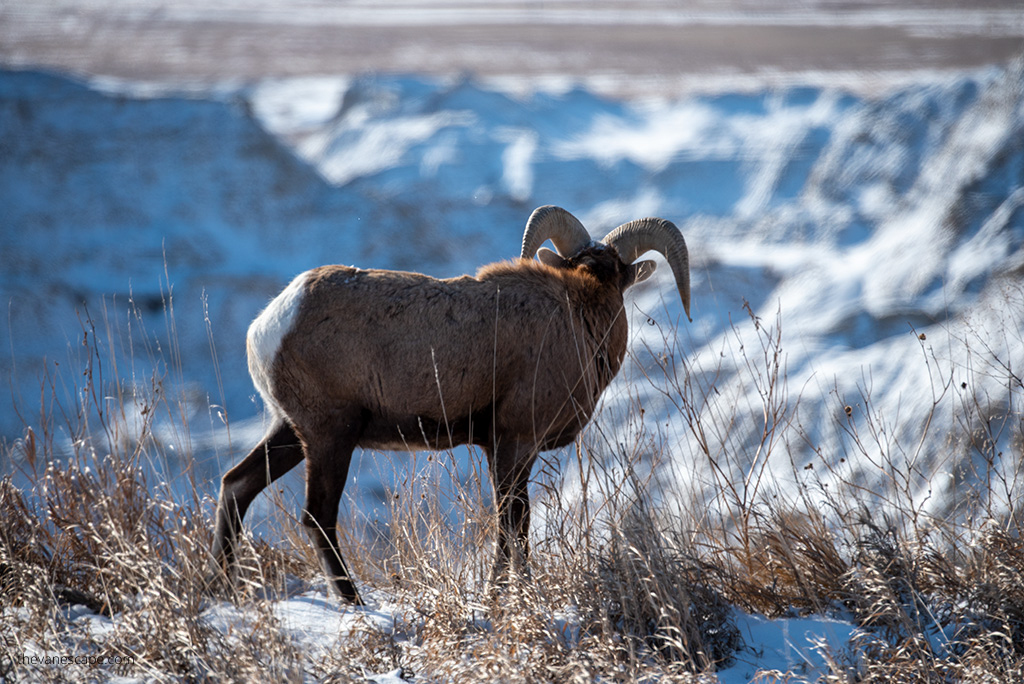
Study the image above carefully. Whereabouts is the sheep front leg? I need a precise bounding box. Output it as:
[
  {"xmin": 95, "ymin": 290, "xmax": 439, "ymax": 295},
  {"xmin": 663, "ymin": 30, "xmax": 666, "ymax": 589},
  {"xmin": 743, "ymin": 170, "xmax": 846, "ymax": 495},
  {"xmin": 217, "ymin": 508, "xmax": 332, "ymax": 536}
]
[{"xmin": 487, "ymin": 443, "xmax": 538, "ymax": 586}]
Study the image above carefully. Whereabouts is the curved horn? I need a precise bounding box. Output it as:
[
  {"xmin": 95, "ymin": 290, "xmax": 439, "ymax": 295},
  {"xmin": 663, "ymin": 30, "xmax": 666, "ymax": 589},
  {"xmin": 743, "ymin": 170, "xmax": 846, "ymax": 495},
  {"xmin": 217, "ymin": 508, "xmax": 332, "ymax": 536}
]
[
  {"xmin": 603, "ymin": 218, "xmax": 691, "ymax": 321},
  {"xmin": 520, "ymin": 206, "xmax": 593, "ymax": 260}
]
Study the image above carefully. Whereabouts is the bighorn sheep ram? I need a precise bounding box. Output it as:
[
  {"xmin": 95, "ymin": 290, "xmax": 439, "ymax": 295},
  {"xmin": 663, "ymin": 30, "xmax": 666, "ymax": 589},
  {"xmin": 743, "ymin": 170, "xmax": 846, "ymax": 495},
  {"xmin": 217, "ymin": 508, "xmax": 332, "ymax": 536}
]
[{"xmin": 212, "ymin": 206, "xmax": 690, "ymax": 604}]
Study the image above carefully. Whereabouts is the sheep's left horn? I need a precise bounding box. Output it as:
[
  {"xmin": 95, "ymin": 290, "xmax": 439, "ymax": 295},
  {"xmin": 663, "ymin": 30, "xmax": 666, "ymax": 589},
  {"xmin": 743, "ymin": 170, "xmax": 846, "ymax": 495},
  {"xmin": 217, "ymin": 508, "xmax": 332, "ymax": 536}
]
[
  {"xmin": 603, "ymin": 218, "xmax": 691, "ymax": 321},
  {"xmin": 520, "ymin": 206, "xmax": 593, "ymax": 260}
]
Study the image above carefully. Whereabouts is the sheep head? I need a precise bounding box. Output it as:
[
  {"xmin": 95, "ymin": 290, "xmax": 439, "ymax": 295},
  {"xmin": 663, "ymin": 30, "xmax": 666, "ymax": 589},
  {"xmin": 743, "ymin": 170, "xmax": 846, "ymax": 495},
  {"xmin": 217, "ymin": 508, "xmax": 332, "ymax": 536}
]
[{"xmin": 520, "ymin": 205, "xmax": 692, "ymax": 321}]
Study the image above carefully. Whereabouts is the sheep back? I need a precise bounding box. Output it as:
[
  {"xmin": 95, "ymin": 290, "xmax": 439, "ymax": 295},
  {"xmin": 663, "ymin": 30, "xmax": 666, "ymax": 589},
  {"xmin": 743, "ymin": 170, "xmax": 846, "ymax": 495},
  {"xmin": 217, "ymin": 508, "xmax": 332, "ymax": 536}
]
[{"xmin": 261, "ymin": 261, "xmax": 628, "ymax": 451}]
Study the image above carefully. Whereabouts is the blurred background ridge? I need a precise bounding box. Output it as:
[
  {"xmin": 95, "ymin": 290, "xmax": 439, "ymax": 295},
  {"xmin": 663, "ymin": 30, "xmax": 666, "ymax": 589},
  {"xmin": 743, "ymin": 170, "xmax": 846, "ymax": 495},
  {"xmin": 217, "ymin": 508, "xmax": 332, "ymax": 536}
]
[{"xmin": 2, "ymin": 0, "xmax": 1023, "ymax": 97}]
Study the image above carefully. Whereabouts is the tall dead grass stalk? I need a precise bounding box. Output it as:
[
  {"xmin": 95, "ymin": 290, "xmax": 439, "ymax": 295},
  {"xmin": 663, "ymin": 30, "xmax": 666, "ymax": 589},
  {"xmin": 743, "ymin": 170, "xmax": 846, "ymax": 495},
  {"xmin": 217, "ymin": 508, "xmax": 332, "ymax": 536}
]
[{"xmin": 2, "ymin": 286, "xmax": 1023, "ymax": 681}]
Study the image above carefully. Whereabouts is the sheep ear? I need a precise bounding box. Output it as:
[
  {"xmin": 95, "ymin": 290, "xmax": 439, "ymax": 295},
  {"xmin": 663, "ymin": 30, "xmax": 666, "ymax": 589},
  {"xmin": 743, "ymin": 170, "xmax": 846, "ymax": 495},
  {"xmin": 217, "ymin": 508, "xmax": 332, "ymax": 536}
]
[
  {"xmin": 537, "ymin": 247, "xmax": 565, "ymax": 268},
  {"xmin": 628, "ymin": 259, "xmax": 658, "ymax": 285}
]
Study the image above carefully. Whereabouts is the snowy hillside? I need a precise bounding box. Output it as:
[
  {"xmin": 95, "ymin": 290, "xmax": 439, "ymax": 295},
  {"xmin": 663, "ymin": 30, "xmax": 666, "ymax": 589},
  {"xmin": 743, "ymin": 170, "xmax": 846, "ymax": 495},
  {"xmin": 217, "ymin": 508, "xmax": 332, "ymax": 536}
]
[
  {"xmin": 2, "ymin": 61, "xmax": 1023, "ymax": 517},
  {"xmin": 3, "ymin": 57, "xmax": 1024, "ymax": 683}
]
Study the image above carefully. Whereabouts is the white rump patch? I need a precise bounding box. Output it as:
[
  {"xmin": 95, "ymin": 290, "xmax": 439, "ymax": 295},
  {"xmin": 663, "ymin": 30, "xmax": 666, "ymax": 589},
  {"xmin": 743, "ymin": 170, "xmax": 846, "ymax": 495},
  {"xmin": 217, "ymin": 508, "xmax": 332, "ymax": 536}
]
[{"xmin": 247, "ymin": 271, "xmax": 308, "ymax": 417}]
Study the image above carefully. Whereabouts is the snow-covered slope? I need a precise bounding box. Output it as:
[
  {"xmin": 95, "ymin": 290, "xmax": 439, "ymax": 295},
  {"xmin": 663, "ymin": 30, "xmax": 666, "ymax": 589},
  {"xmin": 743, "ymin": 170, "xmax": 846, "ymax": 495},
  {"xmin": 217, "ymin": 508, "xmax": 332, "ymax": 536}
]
[
  {"xmin": 0, "ymin": 70, "xmax": 358, "ymax": 454},
  {"xmin": 2, "ymin": 62, "xmax": 1023, "ymax": 519}
]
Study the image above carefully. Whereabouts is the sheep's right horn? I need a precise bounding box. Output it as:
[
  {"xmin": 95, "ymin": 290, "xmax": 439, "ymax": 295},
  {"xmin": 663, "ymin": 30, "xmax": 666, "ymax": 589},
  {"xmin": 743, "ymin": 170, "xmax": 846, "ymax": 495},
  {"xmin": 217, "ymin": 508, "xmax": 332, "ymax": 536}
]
[
  {"xmin": 520, "ymin": 206, "xmax": 593, "ymax": 260},
  {"xmin": 603, "ymin": 218, "xmax": 691, "ymax": 321}
]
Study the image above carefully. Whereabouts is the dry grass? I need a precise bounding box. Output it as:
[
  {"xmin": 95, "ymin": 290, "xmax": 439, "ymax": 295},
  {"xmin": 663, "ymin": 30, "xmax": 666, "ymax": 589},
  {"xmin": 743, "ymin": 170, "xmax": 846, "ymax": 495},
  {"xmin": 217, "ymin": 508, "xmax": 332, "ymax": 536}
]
[{"xmin": 2, "ymin": 288, "xmax": 1023, "ymax": 682}]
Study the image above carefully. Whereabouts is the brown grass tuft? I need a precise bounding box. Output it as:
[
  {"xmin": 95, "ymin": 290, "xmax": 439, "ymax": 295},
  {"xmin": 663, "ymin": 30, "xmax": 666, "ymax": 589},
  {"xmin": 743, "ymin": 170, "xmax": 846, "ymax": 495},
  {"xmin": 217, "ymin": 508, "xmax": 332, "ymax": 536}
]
[{"xmin": 3, "ymin": 289, "xmax": 1024, "ymax": 681}]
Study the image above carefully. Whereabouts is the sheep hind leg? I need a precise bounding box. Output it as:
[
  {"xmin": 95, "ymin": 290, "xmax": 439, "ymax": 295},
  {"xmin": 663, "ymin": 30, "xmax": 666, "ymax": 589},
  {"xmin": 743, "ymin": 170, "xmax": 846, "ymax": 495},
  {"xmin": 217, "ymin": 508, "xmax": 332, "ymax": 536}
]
[
  {"xmin": 301, "ymin": 429, "xmax": 363, "ymax": 605},
  {"xmin": 487, "ymin": 444, "xmax": 538, "ymax": 587},
  {"xmin": 212, "ymin": 420, "xmax": 305, "ymax": 572}
]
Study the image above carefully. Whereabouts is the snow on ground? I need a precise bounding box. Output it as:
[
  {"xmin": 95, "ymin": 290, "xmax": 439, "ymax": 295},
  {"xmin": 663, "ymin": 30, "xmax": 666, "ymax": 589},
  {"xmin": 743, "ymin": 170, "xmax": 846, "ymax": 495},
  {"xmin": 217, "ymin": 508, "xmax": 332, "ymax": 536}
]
[{"xmin": 41, "ymin": 581, "xmax": 859, "ymax": 683}]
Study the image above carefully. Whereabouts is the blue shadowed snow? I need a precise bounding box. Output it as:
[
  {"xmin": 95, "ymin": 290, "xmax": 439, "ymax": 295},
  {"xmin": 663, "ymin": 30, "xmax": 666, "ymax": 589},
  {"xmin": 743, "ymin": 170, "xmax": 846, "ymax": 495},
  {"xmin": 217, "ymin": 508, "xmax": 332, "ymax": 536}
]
[{"xmin": 2, "ymin": 61, "xmax": 1024, "ymax": 529}]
